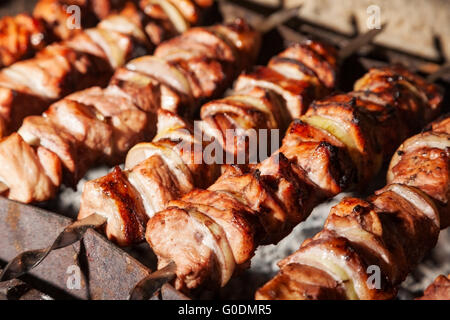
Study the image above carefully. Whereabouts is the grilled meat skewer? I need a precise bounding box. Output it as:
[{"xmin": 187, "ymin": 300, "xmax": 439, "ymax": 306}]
[
  {"xmin": 0, "ymin": 0, "xmax": 215, "ymax": 137},
  {"xmin": 256, "ymin": 115, "xmax": 449, "ymax": 300},
  {"xmin": 78, "ymin": 40, "xmax": 338, "ymax": 246},
  {"xmin": 0, "ymin": 0, "xmax": 211, "ymax": 67},
  {"xmin": 145, "ymin": 65, "xmax": 442, "ymax": 291},
  {"xmin": 0, "ymin": 0, "xmax": 128, "ymax": 68},
  {"xmin": 0, "ymin": 19, "xmax": 261, "ymax": 204}
]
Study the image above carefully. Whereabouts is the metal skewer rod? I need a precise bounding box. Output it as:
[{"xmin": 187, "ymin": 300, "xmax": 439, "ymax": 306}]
[
  {"xmin": 0, "ymin": 213, "xmax": 106, "ymax": 282},
  {"xmin": 427, "ymin": 61, "xmax": 450, "ymax": 83}
]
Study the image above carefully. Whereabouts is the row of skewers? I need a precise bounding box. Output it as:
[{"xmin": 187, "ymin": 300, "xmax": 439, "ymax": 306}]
[
  {"xmin": 0, "ymin": 0, "xmax": 214, "ymax": 137},
  {"xmin": 0, "ymin": 0, "xmax": 448, "ymax": 300},
  {"xmin": 0, "ymin": 0, "xmax": 214, "ymax": 68}
]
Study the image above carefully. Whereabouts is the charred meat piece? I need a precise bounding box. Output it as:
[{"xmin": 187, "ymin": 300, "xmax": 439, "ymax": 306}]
[
  {"xmin": 417, "ymin": 275, "xmax": 450, "ymax": 300},
  {"xmin": 80, "ymin": 39, "xmax": 340, "ymax": 253},
  {"xmin": 147, "ymin": 66, "xmax": 442, "ymax": 292},
  {"xmin": 0, "ymin": 19, "xmax": 257, "ymax": 204},
  {"xmin": 257, "ymin": 116, "xmax": 449, "ymax": 300},
  {"xmin": 0, "ymin": 14, "xmax": 47, "ymax": 68}
]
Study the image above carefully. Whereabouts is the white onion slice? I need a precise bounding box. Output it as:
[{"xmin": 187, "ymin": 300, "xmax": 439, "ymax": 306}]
[
  {"xmin": 383, "ymin": 183, "xmax": 440, "ymax": 229},
  {"xmin": 126, "ymin": 56, "xmax": 192, "ymax": 96},
  {"xmin": 150, "ymin": 0, "xmax": 190, "ymax": 33},
  {"xmin": 186, "ymin": 208, "xmax": 236, "ymax": 287},
  {"xmin": 125, "ymin": 142, "xmax": 193, "ymax": 193},
  {"xmin": 99, "ymin": 15, "xmax": 148, "ymax": 43}
]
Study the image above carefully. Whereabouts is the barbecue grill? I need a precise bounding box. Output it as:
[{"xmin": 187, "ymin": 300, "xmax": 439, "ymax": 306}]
[{"xmin": 0, "ymin": 0, "xmax": 448, "ymax": 300}]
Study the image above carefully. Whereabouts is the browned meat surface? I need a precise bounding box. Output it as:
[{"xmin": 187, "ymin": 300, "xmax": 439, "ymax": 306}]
[
  {"xmin": 0, "ymin": 44, "xmax": 112, "ymax": 100},
  {"xmin": 354, "ymin": 65, "xmax": 443, "ymax": 131},
  {"xmin": 79, "ymin": 39, "xmax": 340, "ymax": 253},
  {"xmin": 417, "ymin": 275, "xmax": 450, "ymax": 300},
  {"xmin": 0, "ymin": 133, "xmax": 61, "ymax": 202},
  {"xmin": 146, "ymin": 66, "xmax": 442, "ymax": 292},
  {"xmin": 0, "ymin": 0, "xmax": 216, "ymax": 136},
  {"xmin": 0, "ymin": 19, "xmax": 256, "ymax": 204},
  {"xmin": 33, "ymin": 0, "xmax": 98, "ymax": 40},
  {"xmin": 234, "ymin": 66, "xmax": 318, "ymax": 119},
  {"xmin": 0, "ymin": 14, "xmax": 46, "ymax": 68},
  {"xmin": 255, "ymin": 264, "xmax": 346, "ymax": 300},
  {"xmin": 275, "ymin": 41, "xmax": 338, "ymax": 89},
  {"xmin": 78, "ymin": 166, "xmax": 148, "ymax": 246},
  {"xmin": 257, "ymin": 116, "xmax": 449, "ymax": 300}
]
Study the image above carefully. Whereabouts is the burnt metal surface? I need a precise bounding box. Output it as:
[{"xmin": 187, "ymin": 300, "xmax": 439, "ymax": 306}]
[
  {"xmin": 0, "ymin": 197, "xmax": 187, "ymax": 300},
  {"xmin": 0, "ymin": 273, "xmax": 53, "ymax": 300}
]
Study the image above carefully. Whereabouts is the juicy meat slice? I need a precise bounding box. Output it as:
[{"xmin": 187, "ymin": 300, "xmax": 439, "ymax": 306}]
[
  {"xmin": 370, "ymin": 190, "xmax": 439, "ymax": 269},
  {"xmin": 78, "ymin": 166, "xmax": 148, "ymax": 246},
  {"xmin": 279, "ymin": 234, "xmax": 395, "ymax": 300},
  {"xmin": 279, "ymin": 140, "xmax": 353, "ymax": 196},
  {"xmin": 127, "ymin": 154, "xmax": 189, "ymax": 218},
  {"xmin": 66, "ymin": 86, "xmax": 153, "ymax": 161},
  {"xmin": 169, "ymin": 57, "xmax": 227, "ymax": 100},
  {"xmin": 157, "ymin": 27, "xmax": 237, "ymax": 64},
  {"xmin": 0, "ymin": 14, "xmax": 47, "ymax": 67},
  {"xmin": 33, "ymin": 0, "xmax": 97, "ymax": 40},
  {"xmin": 0, "ymin": 88, "xmax": 49, "ymax": 137},
  {"xmin": 109, "ymin": 68, "xmax": 161, "ymax": 113},
  {"xmin": 0, "ymin": 133, "xmax": 60, "ymax": 202},
  {"xmin": 388, "ymin": 146, "xmax": 450, "ymax": 227},
  {"xmin": 303, "ymin": 94, "xmax": 392, "ymax": 182},
  {"xmin": 146, "ymin": 206, "xmax": 221, "ymax": 290},
  {"xmin": 354, "ymin": 65, "xmax": 443, "ymax": 127},
  {"xmin": 64, "ymin": 31, "xmax": 108, "ymax": 59},
  {"xmin": 0, "ymin": 44, "xmax": 111, "ymax": 99},
  {"xmin": 277, "ymin": 42, "xmax": 338, "ymax": 89},
  {"xmin": 235, "ymin": 66, "xmax": 317, "ymax": 119},
  {"xmin": 209, "ymin": 20, "xmax": 261, "ymax": 70},
  {"xmin": 180, "ymin": 189, "xmax": 257, "ymax": 265},
  {"xmin": 18, "ymin": 115, "xmax": 79, "ymax": 182},
  {"xmin": 43, "ymin": 99, "xmax": 114, "ymax": 158},
  {"xmin": 324, "ymin": 197, "xmax": 410, "ymax": 284},
  {"xmin": 256, "ymin": 263, "xmax": 346, "ymax": 300},
  {"xmin": 417, "ymin": 275, "xmax": 450, "ymax": 300}
]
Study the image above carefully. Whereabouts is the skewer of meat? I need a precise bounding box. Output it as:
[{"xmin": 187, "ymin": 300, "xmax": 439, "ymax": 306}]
[
  {"xmin": 0, "ymin": 0, "xmax": 215, "ymax": 137},
  {"xmin": 78, "ymin": 21, "xmax": 386, "ymax": 251},
  {"xmin": 144, "ymin": 65, "xmax": 442, "ymax": 292},
  {"xmin": 0, "ymin": 14, "xmax": 378, "ymax": 285},
  {"xmin": 416, "ymin": 275, "xmax": 450, "ymax": 300},
  {"xmin": 0, "ymin": 0, "xmax": 129, "ymax": 68},
  {"xmin": 256, "ymin": 114, "xmax": 449, "ymax": 300},
  {"xmin": 0, "ymin": 19, "xmax": 261, "ymax": 203},
  {"xmin": 78, "ymin": 39, "xmax": 338, "ymax": 246}
]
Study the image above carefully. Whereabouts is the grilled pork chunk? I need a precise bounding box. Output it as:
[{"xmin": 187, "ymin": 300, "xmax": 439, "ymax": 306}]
[
  {"xmin": 417, "ymin": 275, "xmax": 450, "ymax": 300},
  {"xmin": 0, "ymin": 20, "xmax": 258, "ymax": 205},
  {"xmin": 78, "ymin": 39, "xmax": 339, "ymax": 251},
  {"xmin": 0, "ymin": 14, "xmax": 46, "ymax": 68},
  {"xmin": 147, "ymin": 66, "xmax": 442, "ymax": 292},
  {"xmin": 257, "ymin": 115, "xmax": 449, "ymax": 300}
]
